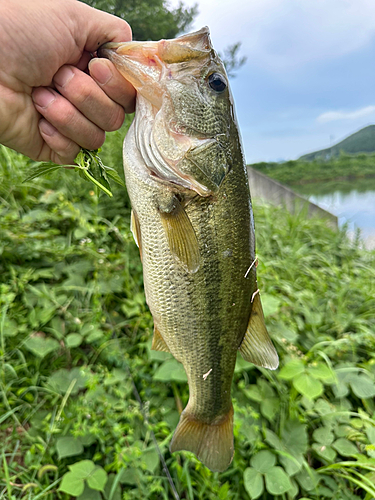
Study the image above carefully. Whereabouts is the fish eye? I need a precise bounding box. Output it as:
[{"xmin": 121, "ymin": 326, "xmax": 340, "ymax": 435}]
[{"xmin": 208, "ymin": 73, "xmax": 227, "ymax": 93}]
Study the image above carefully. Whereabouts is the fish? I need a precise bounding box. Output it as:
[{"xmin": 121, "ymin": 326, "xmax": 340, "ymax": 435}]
[{"xmin": 98, "ymin": 27, "xmax": 279, "ymax": 472}]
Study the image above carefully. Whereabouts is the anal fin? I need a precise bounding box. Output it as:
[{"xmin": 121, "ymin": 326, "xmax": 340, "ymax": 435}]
[
  {"xmin": 151, "ymin": 325, "xmax": 171, "ymax": 353},
  {"xmin": 239, "ymin": 292, "xmax": 279, "ymax": 370},
  {"xmin": 159, "ymin": 197, "xmax": 200, "ymax": 273},
  {"xmin": 170, "ymin": 405, "xmax": 234, "ymax": 473}
]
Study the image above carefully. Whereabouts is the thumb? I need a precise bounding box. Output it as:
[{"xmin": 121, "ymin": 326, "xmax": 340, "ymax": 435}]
[{"xmin": 77, "ymin": 2, "xmax": 132, "ymax": 52}]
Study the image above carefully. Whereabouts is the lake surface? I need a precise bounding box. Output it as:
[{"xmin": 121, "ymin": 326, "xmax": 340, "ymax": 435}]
[{"xmin": 295, "ymin": 178, "xmax": 375, "ymax": 250}]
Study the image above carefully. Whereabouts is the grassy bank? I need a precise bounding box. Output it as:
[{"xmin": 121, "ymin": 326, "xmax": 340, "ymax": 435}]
[
  {"xmin": 1, "ymin": 139, "xmax": 375, "ymax": 500},
  {"xmin": 250, "ymin": 153, "xmax": 375, "ymax": 186}
]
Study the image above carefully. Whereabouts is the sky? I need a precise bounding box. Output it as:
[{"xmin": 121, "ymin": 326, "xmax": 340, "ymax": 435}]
[{"xmin": 170, "ymin": 0, "xmax": 375, "ymax": 163}]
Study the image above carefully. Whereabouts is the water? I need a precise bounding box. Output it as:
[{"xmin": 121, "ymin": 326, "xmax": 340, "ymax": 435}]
[{"xmin": 295, "ymin": 178, "xmax": 375, "ymax": 250}]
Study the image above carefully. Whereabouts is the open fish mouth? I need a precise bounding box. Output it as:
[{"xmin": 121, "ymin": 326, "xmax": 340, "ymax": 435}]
[
  {"xmin": 98, "ymin": 27, "xmax": 211, "ymax": 110},
  {"xmin": 98, "ymin": 28, "xmax": 220, "ymax": 196}
]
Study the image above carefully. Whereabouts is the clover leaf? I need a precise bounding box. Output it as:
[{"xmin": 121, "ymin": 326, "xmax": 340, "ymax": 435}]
[{"xmin": 59, "ymin": 460, "xmax": 107, "ymax": 497}]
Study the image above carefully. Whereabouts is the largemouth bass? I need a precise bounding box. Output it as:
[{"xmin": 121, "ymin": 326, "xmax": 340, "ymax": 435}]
[{"xmin": 99, "ymin": 27, "xmax": 278, "ymax": 472}]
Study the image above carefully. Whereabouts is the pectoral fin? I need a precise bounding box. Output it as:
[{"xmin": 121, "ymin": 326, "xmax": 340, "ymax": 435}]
[
  {"xmin": 131, "ymin": 209, "xmax": 142, "ymax": 259},
  {"xmin": 159, "ymin": 197, "xmax": 200, "ymax": 273},
  {"xmin": 239, "ymin": 293, "xmax": 279, "ymax": 370},
  {"xmin": 151, "ymin": 325, "xmax": 171, "ymax": 353}
]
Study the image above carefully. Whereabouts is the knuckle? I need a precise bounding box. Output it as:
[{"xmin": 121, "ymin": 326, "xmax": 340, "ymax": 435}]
[
  {"xmin": 54, "ymin": 101, "xmax": 77, "ymax": 129},
  {"xmin": 106, "ymin": 106, "xmax": 124, "ymax": 131},
  {"xmin": 77, "ymin": 87, "xmax": 96, "ymax": 108},
  {"xmin": 86, "ymin": 130, "xmax": 105, "ymax": 150}
]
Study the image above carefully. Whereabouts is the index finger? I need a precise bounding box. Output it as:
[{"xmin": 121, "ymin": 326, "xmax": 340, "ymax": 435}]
[{"xmin": 88, "ymin": 58, "xmax": 136, "ymax": 113}]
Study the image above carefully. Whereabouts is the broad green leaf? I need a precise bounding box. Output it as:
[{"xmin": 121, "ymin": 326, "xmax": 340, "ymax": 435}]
[
  {"xmin": 280, "ymin": 454, "xmax": 303, "ymax": 476},
  {"xmin": 87, "ymin": 467, "xmax": 107, "ymax": 491},
  {"xmin": 272, "ymin": 321, "xmax": 298, "ymax": 342},
  {"xmin": 142, "ymin": 448, "xmax": 159, "ymax": 473},
  {"xmin": 250, "ymin": 450, "xmax": 276, "ymax": 473},
  {"xmin": 332, "ymin": 438, "xmax": 359, "ymax": 457},
  {"xmin": 153, "ymin": 359, "xmax": 187, "ymax": 383},
  {"xmin": 281, "ymin": 420, "xmax": 308, "ymax": 456},
  {"xmin": 243, "ymin": 468, "xmax": 264, "ymax": 499},
  {"xmin": 288, "ymin": 479, "xmax": 299, "ymax": 498},
  {"xmin": 264, "ymin": 466, "xmax": 293, "ymax": 495},
  {"xmin": 118, "ymin": 467, "xmax": 142, "ymax": 486},
  {"xmin": 59, "ymin": 471, "xmax": 85, "ymax": 496},
  {"xmin": 295, "ymin": 468, "xmax": 319, "ymax": 491},
  {"xmin": 56, "ymin": 437, "xmax": 84, "ymax": 459},
  {"xmin": 257, "ymin": 379, "xmax": 276, "ymax": 398},
  {"xmin": 47, "ymin": 367, "xmax": 89, "ymax": 394},
  {"xmin": 313, "ymin": 426, "xmax": 334, "ymax": 445},
  {"xmin": 278, "ymin": 359, "xmax": 305, "ymax": 380},
  {"xmin": 312, "ymin": 443, "xmax": 336, "ymax": 462},
  {"xmin": 239, "ymin": 419, "xmax": 259, "ymax": 443},
  {"xmin": 104, "ymin": 369, "xmax": 128, "ymax": 386},
  {"xmin": 308, "ymin": 363, "xmax": 335, "ymax": 381},
  {"xmin": 264, "ymin": 428, "xmax": 283, "ymax": 451},
  {"xmin": 78, "ymin": 485, "xmax": 101, "ymax": 500},
  {"xmin": 261, "ymin": 294, "xmax": 281, "ymax": 317},
  {"xmin": 334, "ymin": 424, "xmax": 352, "ymax": 437},
  {"xmin": 293, "ymin": 373, "xmax": 323, "ymax": 399},
  {"xmin": 2, "ymin": 319, "xmax": 18, "ymax": 337},
  {"xmin": 261, "ymin": 397, "xmax": 280, "ymax": 421},
  {"xmin": 86, "ymin": 330, "xmax": 104, "ymax": 343},
  {"xmin": 148, "ymin": 349, "xmax": 171, "ymax": 362},
  {"xmin": 69, "ymin": 460, "xmax": 96, "ymax": 477},
  {"xmin": 24, "ymin": 336, "xmax": 60, "ymax": 358},
  {"xmin": 245, "ymin": 385, "xmax": 263, "ymax": 402},
  {"xmin": 65, "ymin": 333, "xmax": 83, "ymax": 348},
  {"xmin": 313, "ymin": 398, "xmax": 334, "ymax": 416},
  {"xmin": 350, "ymin": 374, "xmax": 375, "ymax": 399},
  {"xmin": 79, "ymin": 434, "xmax": 97, "ymax": 446}
]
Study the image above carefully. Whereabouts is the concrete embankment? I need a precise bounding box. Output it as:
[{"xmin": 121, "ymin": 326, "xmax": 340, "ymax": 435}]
[{"xmin": 247, "ymin": 166, "xmax": 338, "ymax": 229}]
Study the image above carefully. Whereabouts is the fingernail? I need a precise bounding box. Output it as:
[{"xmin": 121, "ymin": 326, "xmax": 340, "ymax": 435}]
[
  {"xmin": 32, "ymin": 88, "xmax": 56, "ymax": 108},
  {"xmin": 39, "ymin": 119, "xmax": 57, "ymax": 136},
  {"xmin": 89, "ymin": 59, "xmax": 112, "ymax": 85},
  {"xmin": 54, "ymin": 66, "xmax": 75, "ymax": 88}
]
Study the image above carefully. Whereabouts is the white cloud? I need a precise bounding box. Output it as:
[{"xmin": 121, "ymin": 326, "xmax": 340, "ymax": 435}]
[
  {"xmin": 317, "ymin": 105, "xmax": 375, "ymax": 123},
  {"xmin": 171, "ymin": 0, "xmax": 375, "ymax": 69}
]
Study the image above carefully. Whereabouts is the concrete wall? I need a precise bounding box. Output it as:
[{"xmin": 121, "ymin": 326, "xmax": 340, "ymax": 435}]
[{"xmin": 247, "ymin": 166, "xmax": 338, "ymax": 229}]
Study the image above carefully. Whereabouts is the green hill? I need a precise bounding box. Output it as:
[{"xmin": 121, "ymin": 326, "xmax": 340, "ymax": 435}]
[{"xmin": 300, "ymin": 124, "xmax": 375, "ymax": 160}]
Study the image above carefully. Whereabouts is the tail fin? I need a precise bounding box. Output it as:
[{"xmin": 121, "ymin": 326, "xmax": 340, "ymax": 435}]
[{"xmin": 170, "ymin": 406, "xmax": 234, "ymax": 472}]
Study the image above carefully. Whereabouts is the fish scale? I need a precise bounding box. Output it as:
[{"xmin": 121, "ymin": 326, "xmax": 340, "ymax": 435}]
[{"xmin": 99, "ymin": 26, "xmax": 279, "ymax": 472}]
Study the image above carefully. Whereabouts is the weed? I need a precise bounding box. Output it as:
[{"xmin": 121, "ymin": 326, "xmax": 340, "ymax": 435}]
[{"xmin": 1, "ymin": 135, "xmax": 375, "ymax": 499}]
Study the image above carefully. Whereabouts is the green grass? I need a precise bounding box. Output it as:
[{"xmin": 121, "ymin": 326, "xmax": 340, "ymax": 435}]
[{"xmin": 1, "ymin": 135, "xmax": 375, "ymax": 499}]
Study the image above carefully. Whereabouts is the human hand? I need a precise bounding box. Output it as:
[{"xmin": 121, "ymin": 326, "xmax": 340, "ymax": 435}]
[{"xmin": 0, "ymin": 0, "xmax": 135, "ymax": 164}]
